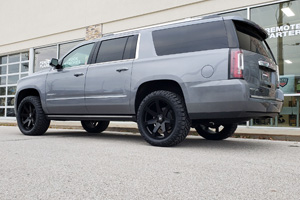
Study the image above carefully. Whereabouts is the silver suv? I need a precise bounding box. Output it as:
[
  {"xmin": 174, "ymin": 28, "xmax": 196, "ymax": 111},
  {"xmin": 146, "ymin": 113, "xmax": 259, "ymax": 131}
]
[{"xmin": 15, "ymin": 16, "xmax": 283, "ymax": 147}]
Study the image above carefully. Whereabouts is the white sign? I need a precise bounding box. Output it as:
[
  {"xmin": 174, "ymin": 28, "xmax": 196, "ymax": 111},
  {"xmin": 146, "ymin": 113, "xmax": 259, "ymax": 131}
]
[
  {"xmin": 265, "ymin": 24, "xmax": 300, "ymax": 39},
  {"xmin": 39, "ymin": 59, "xmax": 51, "ymax": 68}
]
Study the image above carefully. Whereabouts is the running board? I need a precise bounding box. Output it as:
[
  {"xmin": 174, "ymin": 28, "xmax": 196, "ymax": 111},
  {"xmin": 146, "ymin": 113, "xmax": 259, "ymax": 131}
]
[{"xmin": 46, "ymin": 115, "xmax": 136, "ymax": 121}]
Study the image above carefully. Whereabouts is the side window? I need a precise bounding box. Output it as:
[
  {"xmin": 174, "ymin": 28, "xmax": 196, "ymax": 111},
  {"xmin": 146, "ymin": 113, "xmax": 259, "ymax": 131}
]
[
  {"xmin": 96, "ymin": 37, "xmax": 128, "ymax": 63},
  {"xmin": 96, "ymin": 35, "xmax": 138, "ymax": 63},
  {"xmin": 62, "ymin": 43, "xmax": 94, "ymax": 68},
  {"xmin": 152, "ymin": 22, "xmax": 228, "ymax": 56},
  {"xmin": 123, "ymin": 35, "xmax": 138, "ymax": 60}
]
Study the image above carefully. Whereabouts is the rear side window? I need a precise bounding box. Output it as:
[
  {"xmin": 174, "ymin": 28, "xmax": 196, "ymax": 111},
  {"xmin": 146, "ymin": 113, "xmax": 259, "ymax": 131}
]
[
  {"xmin": 234, "ymin": 21, "xmax": 272, "ymax": 58},
  {"xmin": 152, "ymin": 21, "xmax": 228, "ymax": 56},
  {"xmin": 96, "ymin": 35, "xmax": 138, "ymax": 63}
]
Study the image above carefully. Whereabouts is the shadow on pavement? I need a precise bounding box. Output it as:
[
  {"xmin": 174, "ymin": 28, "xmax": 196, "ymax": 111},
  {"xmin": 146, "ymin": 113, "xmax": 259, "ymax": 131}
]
[{"xmin": 42, "ymin": 130, "xmax": 271, "ymax": 150}]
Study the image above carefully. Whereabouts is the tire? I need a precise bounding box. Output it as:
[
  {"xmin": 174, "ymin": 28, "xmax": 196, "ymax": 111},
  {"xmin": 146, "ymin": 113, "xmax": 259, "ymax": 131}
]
[
  {"xmin": 81, "ymin": 121, "xmax": 110, "ymax": 133},
  {"xmin": 195, "ymin": 123, "xmax": 238, "ymax": 140},
  {"xmin": 137, "ymin": 90, "xmax": 190, "ymax": 147},
  {"xmin": 17, "ymin": 96, "xmax": 50, "ymax": 136}
]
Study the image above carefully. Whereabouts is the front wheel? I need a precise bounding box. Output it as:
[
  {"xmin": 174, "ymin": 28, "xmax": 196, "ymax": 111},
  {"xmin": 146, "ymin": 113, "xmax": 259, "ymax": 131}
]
[
  {"xmin": 17, "ymin": 96, "xmax": 50, "ymax": 136},
  {"xmin": 195, "ymin": 123, "xmax": 237, "ymax": 140},
  {"xmin": 81, "ymin": 121, "xmax": 110, "ymax": 133},
  {"xmin": 137, "ymin": 90, "xmax": 190, "ymax": 147}
]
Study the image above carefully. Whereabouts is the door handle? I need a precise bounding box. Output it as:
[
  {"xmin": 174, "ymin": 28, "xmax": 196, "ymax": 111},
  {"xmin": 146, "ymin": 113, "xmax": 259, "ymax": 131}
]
[
  {"xmin": 74, "ymin": 73, "xmax": 84, "ymax": 77},
  {"xmin": 116, "ymin": 67, "xmax": 129, "ymax": 72}
]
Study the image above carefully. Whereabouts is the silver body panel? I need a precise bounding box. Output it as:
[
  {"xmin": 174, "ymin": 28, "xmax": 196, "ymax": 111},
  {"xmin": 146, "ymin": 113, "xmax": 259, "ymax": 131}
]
[{"xmin": 15, "ymin": 16, "xmax": 283, "ymax": 123}]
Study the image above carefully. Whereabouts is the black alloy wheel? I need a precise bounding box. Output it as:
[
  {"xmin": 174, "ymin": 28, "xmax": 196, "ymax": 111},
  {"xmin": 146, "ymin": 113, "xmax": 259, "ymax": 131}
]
[
  {"xmin": 137, "ymin": 90, "xmax": 190, "ymax": 147},
  {"xmin": 17, "ymin": 96, "xmax": 50, "ymax": 136},
  {"xmin": 20, "ymin": 102, "xmax": 36, "ymax": 130},
  {"xmin": 81, "ymin": 120, "xmax": 110, "ymax": 133},
  {"xmin": 195, "ymin": 123, "xmax": 238, "ymax": 140}
]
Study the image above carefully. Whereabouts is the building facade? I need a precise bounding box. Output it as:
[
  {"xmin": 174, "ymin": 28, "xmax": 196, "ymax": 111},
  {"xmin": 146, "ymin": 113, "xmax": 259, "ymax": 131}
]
[{"xmin": 0, "ymin": 0, "xmax": 299, "ymax": 128}]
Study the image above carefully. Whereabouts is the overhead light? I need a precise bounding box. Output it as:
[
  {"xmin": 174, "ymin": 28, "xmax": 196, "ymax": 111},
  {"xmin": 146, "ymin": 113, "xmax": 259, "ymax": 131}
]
[
  {"xmin": 284, "ymin": 60, "xmax": 292, "ymax": 64},
  {"xmin": 281, "ymin": 7, "xmax": 295, "ymax": 17}
]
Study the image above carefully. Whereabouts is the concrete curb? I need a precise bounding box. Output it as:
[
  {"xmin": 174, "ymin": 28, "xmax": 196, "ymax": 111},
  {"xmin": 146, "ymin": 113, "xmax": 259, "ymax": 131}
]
[{"xmin": 1, "ymin": 121, "xmax": 300, "ymax": 142}]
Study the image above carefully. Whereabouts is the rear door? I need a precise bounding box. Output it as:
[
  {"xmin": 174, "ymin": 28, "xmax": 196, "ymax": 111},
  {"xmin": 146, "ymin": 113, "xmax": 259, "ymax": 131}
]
[
  {"xmin": 85, "ymin": 35, "xmax": 138, "ymax": 114},
  {"xmin": 233, "ymin": 20, "xmax": 279, "ymax": 99}
]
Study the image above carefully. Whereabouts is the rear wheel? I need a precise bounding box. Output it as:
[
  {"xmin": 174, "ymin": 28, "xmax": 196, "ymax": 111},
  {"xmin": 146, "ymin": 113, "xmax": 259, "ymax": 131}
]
[
  {"xmin": 137, "ymin": 90, "xmax": 190, "ymax": 147},
  {"xmin": 17, "ymin": 96, "xmax": 50, "ymax": 136},
  {"xmin": 195, "ymin": 123, "xmax": 237, "ymax": 140},
  {"xmin": 81, "ymin": 121, "xmax": 110, "ymax": 133}
]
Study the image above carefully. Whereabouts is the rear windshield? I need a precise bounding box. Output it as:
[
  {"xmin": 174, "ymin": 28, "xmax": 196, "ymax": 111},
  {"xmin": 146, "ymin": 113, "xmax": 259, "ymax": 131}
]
[
  {"xmin": 234, "ymin": 21, "xmax": 272, "ymax": 58},
  {"xmin": 152, "ymin": 21, "xmax": 228, "ymax": 56}
]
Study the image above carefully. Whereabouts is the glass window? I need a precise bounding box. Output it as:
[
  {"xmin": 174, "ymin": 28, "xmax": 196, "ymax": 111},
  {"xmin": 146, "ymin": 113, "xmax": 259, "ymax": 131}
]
[
  {"xmin": 6, "ymin": 108, "xmax": 15, "ymax": 117},
  {"xmin": 9, "ymin": 54, "xmax": 20, "ymax": 63},
  {"xmin": 7, "ymin": 86, "xmax": 16, "ymax": 95},
  {"xmin": 0, "ymin": 66, "xmax": 7, "ymax": 75},
  {"xmin": 96, "ymin": 37, "xmax": 128, "ymax": 63},
  {"xmin": 152, "ymin": 21, "xmax": 228, "ymax": 56},
  {"xmin": 59, "ymin": 41, "xmax": 83, "ymax": 58},
  {"xmin": 62, "ymin": 43, "xmax": 94, "ymax": 68},
  {"xmin": 251, "ymin": 1, "xmax": 300, "ymax": 76},
  {"xmin": 0, "ymin": 56, "xmax": 7, "ymax": 65},
  {"xmin": 234, "ymin": 22, "xmax": 272, "ymax": 58},
  {"xmin": 21, "ymin": 73, "xmax": 28, "ymax": 78},
  {"xmin": 7, "ymin": 75, "xmax": 19, "ymax": 84},
  {"xmin": 21, "ymin": 63, "xmax": 29, "ymax": 72},
  {"xmin": 0, "ymin": 76, "xmax": 6, "ymax": 85},
  {"xmin": 8, "ymin": 64, "xmax": 19, "ymax": 74},
  {"xmin": 21, "ymin": 52, "xmax": 29, "ymax": 61},
  {"xmin": 0, "ymin": 97, "xmax": 5, "ymax": 106},
  {"xmin": 123, "ymin": 35, "xmax": 138, "ymax": 60},
  {"xmin": 220, "ymin": 9, "xmax": 247, "ymax": 18},
  {"xmin": 0, "ymin": 108, "xmax": 4, "ymax": 117},
  {"xmin": 7, "ymin": 97, "xmax": 14, "ymax": 106},
  {"xmin": 34, "ymin": 45, "xmax": 57, "ymax": 72},
  {"xmin": 0, "ymin": 87, "xmax": 5, "ymax": 95}
]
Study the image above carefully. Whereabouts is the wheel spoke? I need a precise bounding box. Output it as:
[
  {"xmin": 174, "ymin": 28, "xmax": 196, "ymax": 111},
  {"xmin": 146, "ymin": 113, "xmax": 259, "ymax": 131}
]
[
  {"xmin": 155, "ymin": 100, "xmax": 162, "ymax": 114},
  {"xmin": 22, "ymin": 118, "xmax": 30, "ymax": 125},
  {"xmin": 162, "ymin": 105, "xmax": 171, "ymax": 117},
  {"xmin": 27, "ymin": 119, "xmax": 32, "ymax": 128},
  {"xmin": 216, "ymin": 126, "xmax": 220, "ymax": 133},
  {"xmin": 145, "ymin": 107, "xmax": 157, "ymax": 117},
  {"xmin": 152, "ymin": 123, "xmax": 160, "ymax": 134},
  {"xmin": 161, "ymin": 123, "xmax": 166, "ymax": 133},
  {"xmin": 146, "ymin": 119, "xmax": 157, "ymax": 125},
  {"xmin": 24, "ymin": 106, "xmax": 30, "ymax": 113}
]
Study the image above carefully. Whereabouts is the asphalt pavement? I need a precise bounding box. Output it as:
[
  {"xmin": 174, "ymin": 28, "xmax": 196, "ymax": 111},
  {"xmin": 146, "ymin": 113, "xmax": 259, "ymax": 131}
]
[{"xmin": 1, "ymin": 126, "xmax": 300, "ymax": 199}]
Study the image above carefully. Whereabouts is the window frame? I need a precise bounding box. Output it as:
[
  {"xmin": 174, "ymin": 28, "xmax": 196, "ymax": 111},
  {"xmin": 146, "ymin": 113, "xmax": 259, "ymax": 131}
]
[
  {"xmin": 60, "ymin": 42, "xmax": 95, "ymax": 69},
  {"xmin": 91, "ymin": 34, "xmax": 139, "ymax": 65}
]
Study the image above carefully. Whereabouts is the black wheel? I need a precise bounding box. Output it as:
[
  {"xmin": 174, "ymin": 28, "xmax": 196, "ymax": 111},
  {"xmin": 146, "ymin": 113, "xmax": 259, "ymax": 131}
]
[
  {"xmin": 195, "ymin": 123, "xmax": 237, "ymax": 140},
  {"xmin": 17, "ymin": 96, "xmax": 50, "ymax": 136},
  {"xmin": 137, "ymin": 90, "xmax": 190, "ymax": 147},
  {"xmin": 81, "ymin": 121, "xmax": 110, "ymax": 133}
]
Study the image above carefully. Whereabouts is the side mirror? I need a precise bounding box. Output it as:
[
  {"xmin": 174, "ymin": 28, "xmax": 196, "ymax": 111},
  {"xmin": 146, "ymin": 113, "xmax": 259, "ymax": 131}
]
[{"xmin": 49, "ymin": 58, "xmax": 62, "ymax": 69}]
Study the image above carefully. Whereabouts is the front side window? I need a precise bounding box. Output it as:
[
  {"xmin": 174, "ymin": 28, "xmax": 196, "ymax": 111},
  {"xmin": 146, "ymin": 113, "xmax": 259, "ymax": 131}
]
[{"xmin": 62, "ymin": 43, "xmax": 94, "ymax": 68}]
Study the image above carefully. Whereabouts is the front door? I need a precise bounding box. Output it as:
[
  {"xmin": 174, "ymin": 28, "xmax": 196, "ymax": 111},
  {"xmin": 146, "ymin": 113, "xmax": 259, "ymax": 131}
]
[{"xmin": 45, "ymin": 43, "xmax": 94, "ymax": 114}]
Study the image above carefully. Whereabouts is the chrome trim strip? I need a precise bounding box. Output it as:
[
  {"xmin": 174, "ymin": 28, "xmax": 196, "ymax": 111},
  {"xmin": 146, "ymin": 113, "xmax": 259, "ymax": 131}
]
[
  {"xmin": 251, "ymin": 95, "xmax": 283, "ymax": 101},
  {"xmin": 47, "ymin": 115, "xmax": 134, "ymax": 119},
  {"xmin": 47, "ymin": 97, "xmax": 85, "ymax": 101},
  {"xmin": 85, "ymin": 95, "xmax": 127, "ymax": 99},
  {"xmin": 135, "ymin": 33, "xmax": 141, "ymax": 59}
]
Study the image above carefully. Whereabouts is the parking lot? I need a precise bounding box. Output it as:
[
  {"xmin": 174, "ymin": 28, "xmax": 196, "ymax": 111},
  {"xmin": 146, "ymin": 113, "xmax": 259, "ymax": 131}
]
[{"xmin": 1, "ymin": 126, "xmax": 300, "ymax": 199}]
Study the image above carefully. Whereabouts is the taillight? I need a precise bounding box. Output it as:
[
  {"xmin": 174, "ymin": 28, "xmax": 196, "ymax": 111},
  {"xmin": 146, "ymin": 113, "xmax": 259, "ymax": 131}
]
[{"xmin": 230, "ymin": 49, "xmax": 244, "ymax": 79}]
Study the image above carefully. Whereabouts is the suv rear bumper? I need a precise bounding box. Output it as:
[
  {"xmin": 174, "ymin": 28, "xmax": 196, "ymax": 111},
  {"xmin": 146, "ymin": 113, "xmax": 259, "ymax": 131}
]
[{"xmin": 185, "ymin": 79, "xmax": 284, "ymax": 121}]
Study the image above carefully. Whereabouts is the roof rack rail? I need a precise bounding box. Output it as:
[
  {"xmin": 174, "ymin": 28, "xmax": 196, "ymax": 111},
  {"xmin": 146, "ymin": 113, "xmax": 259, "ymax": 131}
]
[{"xmin": 201, "ymin": 14, "xmax": 221, "ymax": 20}]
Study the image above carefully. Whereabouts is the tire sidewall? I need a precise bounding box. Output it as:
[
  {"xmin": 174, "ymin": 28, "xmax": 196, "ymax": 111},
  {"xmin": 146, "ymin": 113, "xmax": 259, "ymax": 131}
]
[
  {"xmin": 137, "ymin": 91, "xmax": 188, "ymax": 146},
  {"xmin": 17, "ymin": 96, "xmax": 49, "ymax": 135}
]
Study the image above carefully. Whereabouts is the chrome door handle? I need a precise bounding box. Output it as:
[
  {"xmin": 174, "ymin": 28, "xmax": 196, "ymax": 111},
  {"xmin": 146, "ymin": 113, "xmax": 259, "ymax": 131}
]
[
  {"xmin": 116, "ymin": 67, "xmax": 129, "ymax": 72},
  {"xmin": 74, "ymin": 73, "xmax": 84, "ymax": 77}
]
